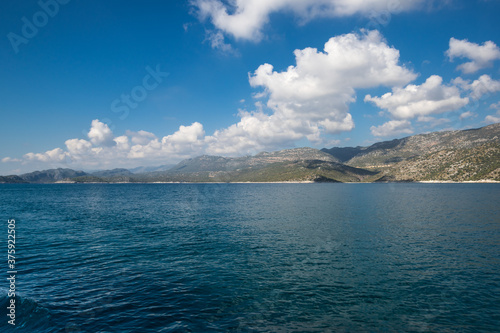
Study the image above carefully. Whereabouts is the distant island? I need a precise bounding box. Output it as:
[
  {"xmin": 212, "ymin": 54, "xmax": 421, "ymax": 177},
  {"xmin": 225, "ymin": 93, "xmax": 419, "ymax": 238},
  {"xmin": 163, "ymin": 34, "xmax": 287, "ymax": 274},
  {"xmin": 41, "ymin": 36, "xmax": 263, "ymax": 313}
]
[{"xmin": 2, "ymin": 123, "xmax": 499, "ymax": 184}]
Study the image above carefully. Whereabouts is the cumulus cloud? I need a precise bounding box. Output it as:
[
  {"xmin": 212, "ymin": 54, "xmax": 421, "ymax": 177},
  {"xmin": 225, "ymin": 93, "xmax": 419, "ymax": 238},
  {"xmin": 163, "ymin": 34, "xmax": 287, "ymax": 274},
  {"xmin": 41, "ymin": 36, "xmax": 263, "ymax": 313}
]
[
  {"xmin": 447, "ymin": 38, "xmax": 500, "ymax": 74},
  {"xmin": 65, "ymin": 139, "xmax": 93, "ymax": 155},
  {"xmin": 365, "ymin": 75, "xmax": 469, "ymax": 119},
  {"xmin": 250, "ymin": 30, "xmax": 414, "ymax": 133},
  {"xmin": 11, "ymin": 120, "xmax": 207, "ymax": 169},
  {"xmin": 87, "ymin": 119, "xmax": 115, "ymax": 146},
  {"xmin": 454, "ymin": 75, "xmax": 500, "ymax": 100},
  {"xmin": 205, "ymin": 109, "xmax": 304, "ymax": 155},
  {"xmin": 114, "ymin": 136, "xmax": 130, "ymax": 151},
  {"xmin": 370, "ymin": 120, "xmax": 413, "ymax": 137},
  {"xmin": 126, "ymin": 122, "xmax": 206, "ymax": 159},
  {"xmin": 192, "ymin": 0, "xmax": 428, "ymax": 42},
  {"xmin": 164, "ymin": 122, "xmax": 205, "ymax": 145},
  {"xmin": 250, "ymin": 30, "xmax": 416, "ymax": 95},
  {"xmin": 469, "ymin": 75, "xmax": 500, "ymax": 99}
]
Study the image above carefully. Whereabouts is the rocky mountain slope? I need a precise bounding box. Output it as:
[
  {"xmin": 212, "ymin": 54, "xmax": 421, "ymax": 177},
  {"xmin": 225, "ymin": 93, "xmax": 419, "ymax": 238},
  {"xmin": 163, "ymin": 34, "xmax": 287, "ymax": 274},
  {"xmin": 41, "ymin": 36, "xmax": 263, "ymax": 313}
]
[
  {"xmin": 322, "ymin": 123, "xmax": 500, "ymax": 168},
  {"xmin": 379, "ymin": 141, "xmax": 500, "ymax": 181},
  {"xmin": 321, "ymin": 123, "xmax": 500, "ymax": 181},
  {"xmin": 135, "ymin": 148, "xmax": 371, "ymax": 183},
  {"xmin": 170, "ymin": 147, "xmax": 340, "ymax": 173}
]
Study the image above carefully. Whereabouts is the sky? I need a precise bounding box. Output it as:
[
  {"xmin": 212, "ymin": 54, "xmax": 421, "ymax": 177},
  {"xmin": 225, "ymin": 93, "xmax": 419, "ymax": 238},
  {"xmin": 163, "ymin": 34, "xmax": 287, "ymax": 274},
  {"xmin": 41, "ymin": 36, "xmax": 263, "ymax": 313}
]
[{"xmin": 1, "ymin": 0, "xmax": 500, "ymax": 174}]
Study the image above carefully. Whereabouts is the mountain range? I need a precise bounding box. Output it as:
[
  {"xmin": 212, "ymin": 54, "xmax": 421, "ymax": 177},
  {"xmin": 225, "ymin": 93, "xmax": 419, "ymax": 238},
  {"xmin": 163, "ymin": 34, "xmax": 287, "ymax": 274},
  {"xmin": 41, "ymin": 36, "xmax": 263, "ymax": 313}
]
[{"xmin": 1, "ymin": 123, "xmax": 499, "ymax": 183}]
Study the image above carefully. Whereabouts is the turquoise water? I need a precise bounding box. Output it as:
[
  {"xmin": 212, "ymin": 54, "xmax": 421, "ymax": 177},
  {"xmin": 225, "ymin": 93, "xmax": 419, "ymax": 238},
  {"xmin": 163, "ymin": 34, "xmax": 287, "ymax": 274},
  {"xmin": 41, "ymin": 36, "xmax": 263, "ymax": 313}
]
[{"xmin": 1, "ymin": 183, "xmax": 499, "ymax": 332}]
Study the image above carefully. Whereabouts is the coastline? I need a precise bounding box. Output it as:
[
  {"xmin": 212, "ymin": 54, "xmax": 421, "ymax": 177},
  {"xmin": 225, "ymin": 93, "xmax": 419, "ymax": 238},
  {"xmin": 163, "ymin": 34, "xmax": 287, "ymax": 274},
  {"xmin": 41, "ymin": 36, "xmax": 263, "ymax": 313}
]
[
  {"xmin": 51, "ymin": 180, "xmax": 317, "ymax": 184},
  {"xmin": 417, "ymin": 180, "xmax": 500, "ymax": 184},
  {"xmin": 41, "ymin": 180, "xmax": 500, "ymax": 184}
]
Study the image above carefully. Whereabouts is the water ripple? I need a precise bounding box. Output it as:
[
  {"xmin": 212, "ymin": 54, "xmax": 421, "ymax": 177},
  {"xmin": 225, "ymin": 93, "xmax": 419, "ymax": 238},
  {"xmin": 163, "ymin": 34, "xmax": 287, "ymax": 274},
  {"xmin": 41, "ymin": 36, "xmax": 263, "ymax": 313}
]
[{"xmin": 0, "ymin": 183, "xmax": 499, "ymax": 332}]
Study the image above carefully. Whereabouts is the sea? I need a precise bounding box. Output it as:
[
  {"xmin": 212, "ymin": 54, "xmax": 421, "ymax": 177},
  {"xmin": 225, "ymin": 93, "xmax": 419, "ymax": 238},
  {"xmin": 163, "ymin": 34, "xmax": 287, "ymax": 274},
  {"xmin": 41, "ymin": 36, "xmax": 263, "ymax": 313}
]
[{"xmin": 0, "ymin": 183, "xmax": 499, "ymax": 332}]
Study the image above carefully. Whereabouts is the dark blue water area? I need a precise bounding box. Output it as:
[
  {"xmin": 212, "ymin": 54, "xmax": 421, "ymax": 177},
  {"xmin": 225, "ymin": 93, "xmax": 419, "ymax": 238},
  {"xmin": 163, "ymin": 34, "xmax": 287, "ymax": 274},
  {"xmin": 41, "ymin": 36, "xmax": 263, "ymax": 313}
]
[{"xmin": 0, "ymin": 183, "xmax": 499, "ymax": 332}]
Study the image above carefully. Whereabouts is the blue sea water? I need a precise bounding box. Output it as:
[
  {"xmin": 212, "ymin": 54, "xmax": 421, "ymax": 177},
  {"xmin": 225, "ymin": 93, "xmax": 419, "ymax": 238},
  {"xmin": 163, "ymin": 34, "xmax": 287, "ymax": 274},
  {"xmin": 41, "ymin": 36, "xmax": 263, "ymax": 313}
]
[{"xmin": 0, "ymin": 183, "xmax": 499, "ymax": 332}]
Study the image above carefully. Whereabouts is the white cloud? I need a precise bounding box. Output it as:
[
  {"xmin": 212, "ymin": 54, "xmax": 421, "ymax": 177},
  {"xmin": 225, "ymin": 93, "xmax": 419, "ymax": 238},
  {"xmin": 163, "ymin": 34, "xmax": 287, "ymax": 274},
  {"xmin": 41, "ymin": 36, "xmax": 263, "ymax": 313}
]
[
  {"xmin": 125, "ymin": 130, "xmax": 157, "ymax": 145},
  {"xmin": 205, "ymin": 110, "xmax": 304, "ymax": 155},
  {"xmin": 9, "ymin": 120, "xmax": 208, "ymax": 170},
  {"xmin": 65, "ymin": 139, "xmax": 93, "ymax": 155},
  {"xmin": 250, "ymin": 30, "xmax": 414, "ymax": 133},
  {"xmin": 370, "ymin": 120, "xmax": 413, "ymax": 137},
  {"xmin": 485, "ymin": 114, "xmax": 500, "ymax": 124},
  {"xmin": 1, "ymin": 157, "xmax": 21, "ymax": 163},
  {"xmin": 471, "ymin": 75, "xmax": 500, "ymax": 99},
  {"xmin": 87, "ymin": 119, "xmax": 115, "ymax": 146},
  {"xmin": 484, "ymin": 102, "xmax": 500, "ymax": 124},
  {"xmin": 192, "ymin": 0, "xmax": 428, "ymax": 42},
  {"xmin": 204, "ymin": 30, "xmax": 236, "ymax": 53},
  {"xmin": 120, "ymin": 123, "xmax": 202, "ymax": 160},
  {"xmin": 459, "ymin": 111, "xmax": 476, "ymax": 120},
  {"xmin": 250, "ymin": 30, "xmax": 416, "ymax": 96},
  {"xmin": 365, "ymin": 75, "xmax": 469, "ymax": 119},
  {"xmin": 126, "ymin": 122, "xmax": 207, "ymax": 160},
  {"xmin": 459, "ymin": 75, "xmax": 500, "ymax": 99},
  {"xmin": 24, "ymin": 148, "xmax": 68, "ymax": 163},
  {"xmin": 114, "ymin": 136, "xmax": 130, "ymax": 151},
  {"xmin": 164, "ymin": 122, "xmax": 205, "ymax": 145},
  {"xmin": 447, "ymin": 38, "xmax": 500, "ymax": 74}
]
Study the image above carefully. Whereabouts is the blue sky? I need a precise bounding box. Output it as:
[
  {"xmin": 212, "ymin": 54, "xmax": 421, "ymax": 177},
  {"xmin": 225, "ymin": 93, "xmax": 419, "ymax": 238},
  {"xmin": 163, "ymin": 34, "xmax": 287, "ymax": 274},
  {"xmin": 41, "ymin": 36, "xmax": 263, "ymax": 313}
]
[{"xmin": 1, "ymin": 0, "xmax": 500, "ymax": 174}]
